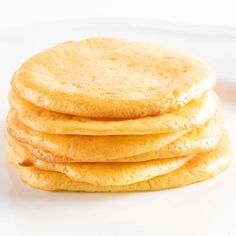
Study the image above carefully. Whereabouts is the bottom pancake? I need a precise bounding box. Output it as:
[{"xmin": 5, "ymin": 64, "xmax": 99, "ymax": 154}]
[{"xmin": 9, "ymin": 132, "xmax": 231, "ymax": 192}]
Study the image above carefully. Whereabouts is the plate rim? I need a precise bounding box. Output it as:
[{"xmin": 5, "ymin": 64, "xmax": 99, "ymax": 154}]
[{"xmin": 1, "ymin": 17, "xmax": 236, "ymax": 40}]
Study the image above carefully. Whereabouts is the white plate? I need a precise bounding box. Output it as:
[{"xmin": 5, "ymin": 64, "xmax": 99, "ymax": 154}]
[{"xmin": 0, "ymin": 18, "xmax": 236, "ymax": 236}]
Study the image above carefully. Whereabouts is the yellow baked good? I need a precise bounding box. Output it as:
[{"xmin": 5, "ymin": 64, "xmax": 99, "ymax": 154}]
[
  {"xmin": 114, "ymin": 114, "xmax": 222, "ymax": 162},
  {"xmin": 9, "ymin": 90, "xmax": 218, "ymax": 135},
  {"xmin": 7, "ymin": 113, "xmax": 222, "ymax": 163},
  {"xmin": 8, "ymin": 141, "xmax": 192, "ymax": 186},
  {"xmin": 6, "ymin": 37, "xmax": 230, "ymax": 193},
  {"xmin": 9, "ymin": 132, "xmax": 231, "ymax": 192},
  {"xmin": 7, "ymin": 110, "xmax": 188, "ymax": 162},
  {"xmin": 12, "ymin": 37, "xmax": 215, "ymax": 118}
]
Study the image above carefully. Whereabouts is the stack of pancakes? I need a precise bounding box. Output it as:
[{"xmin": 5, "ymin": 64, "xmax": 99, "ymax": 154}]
[{"xmin": 6, "ymin": 38, "xmax": 231, "ymax": 192}]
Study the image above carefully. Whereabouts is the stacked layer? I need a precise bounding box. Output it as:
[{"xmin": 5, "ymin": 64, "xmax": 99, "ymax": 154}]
[{"xmin": 6, "ymin": 38, "xmax": 231, "ymax": 192}]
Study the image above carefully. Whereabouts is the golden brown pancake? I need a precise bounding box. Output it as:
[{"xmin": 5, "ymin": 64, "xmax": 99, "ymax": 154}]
[
  {"xmin": 6, "ymin": 114, "xmax": 222, "ymax": 163},
  {"xmin": 7, "ymin": 110, "xmax": 189, "ymax": 162},
  {"xmin": 7, "ymin": 134, "xmax": 36, "ymax": 165},
  {"xmin": 8, "ymin": 110, "xmax": 222, "ymax": 162},
  {"xmin": 10, "ymin": 132, "xmax": 231, "ymax": 192},
  {"xmin": 12, "ymin": 37, "xmax": 215, "ymax": 118},
  {"xmin": 8, "ymin": 142, "xmax": 192, "ymax": 186},
  {"xmin": 9, "ymin": 90, "xmax": 218, "ymax": 135},
  {"xmin": 115, "ymin": 115, "xmax": 223, "ymax": 162},
  {"xmin": 6, "ymin": 37, "xmax": 230, "ymax": 193}
]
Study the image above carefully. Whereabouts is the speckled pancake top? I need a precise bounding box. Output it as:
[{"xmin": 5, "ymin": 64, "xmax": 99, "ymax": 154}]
[{"xmin": 12, "ymin": 37, "xmax": 215, "ymax": 118}]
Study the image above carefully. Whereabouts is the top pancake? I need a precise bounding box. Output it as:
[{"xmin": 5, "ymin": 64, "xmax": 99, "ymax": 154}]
[{"xmin": 12, "ymin": 37, "xmax": 215, "ymax": 118}]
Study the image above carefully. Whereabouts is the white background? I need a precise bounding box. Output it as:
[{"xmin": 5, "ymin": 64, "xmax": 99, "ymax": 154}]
[
  {"xmin": 0, "ymin": 0, "xmax": 236, "ymax": 29},
  {"xmin": 1, "ymin": 1, "xmax": 236, "ymax": 236}
]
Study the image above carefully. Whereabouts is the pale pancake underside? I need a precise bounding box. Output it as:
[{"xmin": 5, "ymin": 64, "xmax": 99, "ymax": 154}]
[
  {"xmin": 12, "ymin": 37, "xmax": 215, "ymax": 118},
  {"xmin": 9, "ymin": 133, "xmax": 231, "ymax": 192},
  {"xmin": 9, "ymin": 90, "xmax": 218, "ymax": 135}
]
